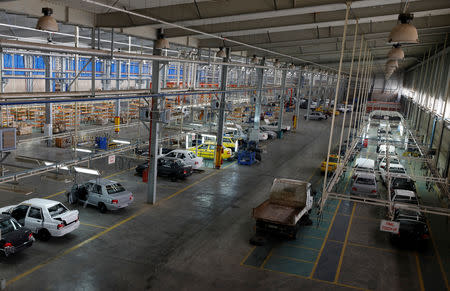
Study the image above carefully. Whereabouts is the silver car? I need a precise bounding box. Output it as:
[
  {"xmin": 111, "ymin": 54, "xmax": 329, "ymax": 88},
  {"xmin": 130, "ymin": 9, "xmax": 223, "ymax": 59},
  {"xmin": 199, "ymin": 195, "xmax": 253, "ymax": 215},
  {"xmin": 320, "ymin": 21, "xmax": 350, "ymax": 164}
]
[
  {"xmin": 351, "ymin": 172, "xmax": 378, "ymax": 197},
  {"xmin": 68, "ymin": 178, "xmax": 134, "ymax": 213},
  {"xmin": 304, "ymin": 111, "xmax": 327, "ymax": 120}
]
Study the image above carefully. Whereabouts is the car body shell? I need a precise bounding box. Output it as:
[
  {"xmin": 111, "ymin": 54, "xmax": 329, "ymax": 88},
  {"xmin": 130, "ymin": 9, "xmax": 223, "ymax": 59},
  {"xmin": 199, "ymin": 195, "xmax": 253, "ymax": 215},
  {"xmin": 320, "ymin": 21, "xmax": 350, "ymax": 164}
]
[
  {"xmin": 70, "ymin": 179, "xmax": 134, "ymax": 211},
  {"xmin": 351, "ymin": 172, "xmax": 378, "ymax": 197},
  {"xmin": 304, "ymin": 112, "xmax": 327, "ymax": 120},
  {"xmin": 165, "ymin": 149, "xmax": 203, "ymax": 170},
  {"xmin": 188, "ymin": 142, "xmax": 232, "ymax": 160},
  {"xmin": 0, "ymin": 214, "xmax": 34, "ymax": 256},
  {"xmin": 321, "ymin": 154, "xmax": 340, "ymax": 173},
  {"xmin": 0, "ymin": 198, "xmax": 80, "ymax": 237}
]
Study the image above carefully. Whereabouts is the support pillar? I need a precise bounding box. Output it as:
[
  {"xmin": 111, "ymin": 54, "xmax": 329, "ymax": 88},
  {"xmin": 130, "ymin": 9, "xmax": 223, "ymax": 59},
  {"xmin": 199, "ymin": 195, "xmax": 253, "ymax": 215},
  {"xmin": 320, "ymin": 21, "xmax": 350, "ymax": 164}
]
[
  {"xmin": 250, "ymin": 58, "xmax": 265, "ymax": 142},
  {"xmin": 293, "ymin": 71, "xmax": 302, "ymax": 131},
  {"xmin": 147, "ymin": 43, "xmax": 164, "ymax": 204},
  {"xmin": 306, "ymin": 72, "xmax": 313, "ymax": 120},
  {"xmin": 214, "ymin": 49, "xmax": 229, "ymax": 169},
  {"xmin": 44, "ymin": 55, "xmax": 52, "ymax": 146},
  {"xmin": 277, "ymin": 70, "xmax": 287, "ymax": 137}
]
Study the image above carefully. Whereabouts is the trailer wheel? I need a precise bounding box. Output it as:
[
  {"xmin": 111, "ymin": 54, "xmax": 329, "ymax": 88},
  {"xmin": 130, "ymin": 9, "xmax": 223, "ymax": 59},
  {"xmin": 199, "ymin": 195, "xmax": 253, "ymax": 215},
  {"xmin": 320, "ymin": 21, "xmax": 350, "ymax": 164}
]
[{"xmin": 249, "ymin": 235, "xmax": 267, "ymax": 246}]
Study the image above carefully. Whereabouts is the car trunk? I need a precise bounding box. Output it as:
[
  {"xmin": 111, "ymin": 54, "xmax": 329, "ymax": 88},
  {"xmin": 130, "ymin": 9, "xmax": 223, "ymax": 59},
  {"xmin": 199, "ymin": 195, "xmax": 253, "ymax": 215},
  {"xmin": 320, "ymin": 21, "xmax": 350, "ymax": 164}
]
[
  {"xmin": 53, "ymin": 210, "xmax": 78, "ymax": 225},
  {"xmin": 3, "ymin": 229, "xmax": 28, "ymax": 247},
  {"xmin": 110, "ymin": 191, "xmax": 132, "ymax": 205}
]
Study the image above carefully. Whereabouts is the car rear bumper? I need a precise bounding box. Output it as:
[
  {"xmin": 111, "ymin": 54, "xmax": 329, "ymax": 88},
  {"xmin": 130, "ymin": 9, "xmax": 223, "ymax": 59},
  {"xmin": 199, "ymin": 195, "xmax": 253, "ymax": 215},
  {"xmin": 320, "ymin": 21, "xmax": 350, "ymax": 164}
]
[
  {"xmin": 2, "ymin": 239, "xmax": 33, "ymax": 256},
  {"xmin": 108, "ymin": 197, "xmax": 134, "ymax": 210},
  {"xmin": 51, "ymin": 220, "xmax": 80, "ymax": 237}
]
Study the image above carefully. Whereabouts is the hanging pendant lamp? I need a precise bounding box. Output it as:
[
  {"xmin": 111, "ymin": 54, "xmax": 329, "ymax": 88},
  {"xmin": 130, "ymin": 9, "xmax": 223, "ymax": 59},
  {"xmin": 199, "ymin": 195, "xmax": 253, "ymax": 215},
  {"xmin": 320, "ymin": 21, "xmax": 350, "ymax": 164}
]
[
  {"xmin": 387, "ymin": 44, "xmax": 405, "ymax": 60},
  {"xmin": 36, "ymin": 8, "xmax": 58, "ymax": 32},
  {"xmin": 388, "ymin": 13, "xmax": 418, "ymax": 44},
  {"xmin": 251, "ymin": 55, "xmax": 258, "ymax": 64},
  {"xmin": 216, "ymin": 47, "xmax": 226, "ymax": 58}
]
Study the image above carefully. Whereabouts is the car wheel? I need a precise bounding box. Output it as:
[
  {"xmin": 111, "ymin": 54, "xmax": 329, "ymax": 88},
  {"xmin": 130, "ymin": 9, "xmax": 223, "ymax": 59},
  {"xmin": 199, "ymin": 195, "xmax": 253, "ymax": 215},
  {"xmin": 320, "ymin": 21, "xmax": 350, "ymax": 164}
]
[
  {"xmin": 170, "ymin": 175, "xmax": 177, "ymax": 182},
  {"xmin": 98, "ymin": 203, "xmax": 107, "ymax": 213},
  {"xmin": 38, "ymin": 228, "xmax": 51, "ymax": 241}
]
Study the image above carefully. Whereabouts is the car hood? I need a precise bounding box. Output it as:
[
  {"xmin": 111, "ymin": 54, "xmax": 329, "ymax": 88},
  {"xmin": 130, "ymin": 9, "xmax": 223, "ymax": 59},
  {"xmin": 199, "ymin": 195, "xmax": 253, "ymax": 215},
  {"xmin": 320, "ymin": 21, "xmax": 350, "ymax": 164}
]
[{"xmin": 0, "ymin": 205, "xmax": 15, "ymax": 214}]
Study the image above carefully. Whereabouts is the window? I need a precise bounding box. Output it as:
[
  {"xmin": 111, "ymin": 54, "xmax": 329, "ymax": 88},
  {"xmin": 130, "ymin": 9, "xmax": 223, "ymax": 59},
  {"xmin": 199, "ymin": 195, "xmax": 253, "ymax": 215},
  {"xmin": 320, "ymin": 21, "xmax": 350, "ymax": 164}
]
[
  {"xmin": 198, "ymin": 144, "xmax": 208, "ymax": 150},
  {"xmin": 28, "ymin": 207, "xmax": 42, "ymax": 220},
  {"xmin": 106, "ymin": 183, "xmax": 126, "ymax": 194},
  {"xmin": 356, "ymin": 177, "xmax": 375, "ymax": 185},
  {"xmin": 166, "ymin": 152, "xmax": 176, "ymax": 158},
  {"xmin": 179, "ymin": 153, "xmax": 186, "ymax": 159},
  {"xmin": 92, "ymin": 185, "xmax": 103, "ymax": 194},
  {"xmin": 188, "ymin": 153, "xmax": 196, "ymax": 159},
  {"xmin": 209, "ymin": 145, "xmax": 216, "ymax": 150},
  {"xmin": 11, "ymin": 205, "xmax": 29, "ymax": 222},
  {"xmin": 0, "ymin": 219, "xmax": 15, "ymax": 235},
  {"xmin": 48, "ymin": 203, "xmax": 68, "ymax": 218}
]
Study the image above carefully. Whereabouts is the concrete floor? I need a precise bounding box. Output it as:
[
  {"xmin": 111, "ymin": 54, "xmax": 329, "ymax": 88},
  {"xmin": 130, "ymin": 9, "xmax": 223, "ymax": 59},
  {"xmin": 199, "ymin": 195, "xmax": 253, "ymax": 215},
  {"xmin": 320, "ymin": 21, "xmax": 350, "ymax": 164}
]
[{"xmin": 1, "ymin": 112, "xmax": 449, "ymax": 291}]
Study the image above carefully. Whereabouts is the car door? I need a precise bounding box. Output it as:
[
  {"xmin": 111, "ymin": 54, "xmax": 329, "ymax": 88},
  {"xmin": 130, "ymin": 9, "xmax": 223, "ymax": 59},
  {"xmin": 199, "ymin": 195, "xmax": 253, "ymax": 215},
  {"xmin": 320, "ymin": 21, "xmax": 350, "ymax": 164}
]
[
  {"xmin": 89, "ymin": 184, "xmax": 103, "ymax": 206},
  {"xmin": 10, "ymin": 205, "xmax": 30, "ymax": 226},
  {"xmin": 208, "ymin": 144, "xmax": 216, "ymax": 159},
  {"xmin": 196, "ymin": 144, "xmax": 208, "ymax": 158},
  {"xmin": 25, "ymin": 206, "xmax": 44, "ymax": 233},
  {"xmin": 177, "ymin": 152, "xmax": 189, "ymax": 166}
]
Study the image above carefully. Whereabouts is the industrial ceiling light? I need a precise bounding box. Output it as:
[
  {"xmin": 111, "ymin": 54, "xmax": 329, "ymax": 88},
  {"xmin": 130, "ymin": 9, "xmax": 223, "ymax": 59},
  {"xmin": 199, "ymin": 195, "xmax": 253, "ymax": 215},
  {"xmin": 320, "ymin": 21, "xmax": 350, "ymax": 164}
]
[
  {"xmin": 289, "ymin": 63, "xmax": 295, "ymax": 70},
  {"xmin": 388, "ymin": 13, "xmax": 418, "ymax": 44},
  {"xmin": 387, "ymin": 44, "xmax": 405, "ymax": 60},
  {"xmin": 273, "ymin": 59, "xmax": 281, "ymax": 68},
  {"xmin": 250, "ymin": 54, "xmax": 258, "ymax": 64},
  {"xmin": 386, "ymin": 60, "xmax": 399, "ymax": 69},
  {"xmin": 36, "ymin": 8, "xmax": 59, "ymax": 32},
  {"xmin": 216, "ymin": 47, "xmax": 226, "ymax": 58},
  {"xmin": 155, "ymin": 29, "xmax": 170, "ymax": 49},
  {"xmin": 73, "ymin": 166, "xmax": 100, "ymax": 176}
]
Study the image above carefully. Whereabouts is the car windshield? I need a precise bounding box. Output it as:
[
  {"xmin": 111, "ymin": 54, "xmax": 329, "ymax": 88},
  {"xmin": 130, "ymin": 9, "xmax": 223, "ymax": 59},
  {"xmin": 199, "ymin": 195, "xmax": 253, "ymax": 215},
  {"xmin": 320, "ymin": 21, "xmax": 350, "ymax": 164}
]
[
  {"xmin": 356, "ymin": 177, "xmax": 375, "ymax": 185},
  {"xmin": 329, "ymin": 157, "xmax": 339, "ymax": 163},
  {"xmin": 394, "ymin": 197, "xmax": 418, "ymax": 204},
  {"xmin": 0, "ymin": 218, "xmax": 16, "ymax": 235},
  {"xmin": 392, "ymin": 178, "xmax": 415, "ymax": 191},
  {"xmin": 106, "ymin": 183, "xmax": 126, "ymax": 194},
  {"xmin": 47, "ymin": 203, "xmax": 68, "ymax": 218}
]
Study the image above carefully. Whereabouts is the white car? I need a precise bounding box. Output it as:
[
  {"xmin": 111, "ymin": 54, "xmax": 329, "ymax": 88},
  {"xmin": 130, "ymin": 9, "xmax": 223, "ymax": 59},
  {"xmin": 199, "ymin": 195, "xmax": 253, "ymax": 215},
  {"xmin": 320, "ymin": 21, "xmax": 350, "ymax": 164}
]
[
  {"xmin": 391, "ymin": 189, "xmax": 419, "ymax": 206},
  {"xmin": 0, "ymin": 198, "xmax": 80, "ymax": 241},
  {"xmin": 377, "ymin": 145, "xmax": 396, "ymax": 162},
  {"xmin": 304, "ymin": 111, "xmax": 327, "ymax": 120},
  {"xmin": 380, "ymin": 164, "xmax": 407, "ymax": 184},
  {"xmin": 165, "ymin": 149, "xmax": 203, "ymax": 170},
  {"xmin": 260, "ymin": 127, "xmax": 277, "ymax": 139},
  {"xmin": 352, "ymin": 158, "xmax": 375, "ymax": 179},
  {"xmin": 351, "ymin": 172, "xmax": 378, "ymax": 197},
  {"xmin": 378, "ymin": 156, "xmax": 401, "ymax": 171}
]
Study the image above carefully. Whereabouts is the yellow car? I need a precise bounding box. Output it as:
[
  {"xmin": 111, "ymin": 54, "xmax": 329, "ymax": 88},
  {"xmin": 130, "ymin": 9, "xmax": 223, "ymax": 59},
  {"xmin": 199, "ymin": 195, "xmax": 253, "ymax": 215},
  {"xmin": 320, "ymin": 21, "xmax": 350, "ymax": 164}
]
[
  {"xmin": 222, "ymin": 136, "xmax": 237, "ymax": 152},
  {"xmin": 321, "ymin": 154, "xmax": 340, "ymax": 174},
  {"xmin": 188, "ymin": 142, "xmax": 233, "ymax": 160}
]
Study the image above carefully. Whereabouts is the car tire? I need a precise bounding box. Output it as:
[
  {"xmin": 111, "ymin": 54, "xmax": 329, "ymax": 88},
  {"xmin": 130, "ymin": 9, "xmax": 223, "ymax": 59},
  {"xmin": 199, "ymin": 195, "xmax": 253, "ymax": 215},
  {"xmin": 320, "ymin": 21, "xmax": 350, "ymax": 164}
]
[
  {"xmin": 38, "ymin": 228, "xmax": 51, "ymax": 241},
  {"xmin": 98, "ymin": 203, "xmax": 107, "ymax": 213},
  {"xmin": 170, "ymin": 176, "xmax": 177, "ymax": 182}
]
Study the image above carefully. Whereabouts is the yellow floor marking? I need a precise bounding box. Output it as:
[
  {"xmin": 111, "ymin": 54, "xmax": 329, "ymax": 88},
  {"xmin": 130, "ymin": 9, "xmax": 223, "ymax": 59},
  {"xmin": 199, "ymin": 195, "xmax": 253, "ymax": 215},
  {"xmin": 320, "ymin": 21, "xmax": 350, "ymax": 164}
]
[
  {"xmin": 44, "ymin": 190, "xmax": 66, "ymax": 199},
  {"xmin": 248, "ymin": 264, "xmax": 369, "ymax": 291},
  {"xmin": 271, "ymin": 254, "xmax": 315, "ymax": 264},
  {"xmin": 334, "ymin": 203, "xmax": 356, "ymax": 283},
  {"xmin": 7, "ymin": 163, "xmax": 236, "ymax": 287},
  {"xmin": 240, "ymin": 246, "xmax": 256, "ymax": 266},
  {"xmin": 328, "ymin": 239, "xmax": 344, "ymax": 244},
  {"xmin": 309, "ymin": 200, "xmax": 341, "ymax": 278},
  {"xmin": 347, "ymin": 242, "xmax": 404, "ymax": 255},
  {"xmin": 260, "ymin": 248, "xmax": 274, "ymax": 269},
  {"xmin": 415, "ymin": 252, "xmax": 425, "ymax": 291},
  {"xmin": 426, "ymin": 220, "xmax": 450, "ymax": 290},
  {"xmin": 302, "ymin": 235, "xmax": 325, "ymax": 241},
  {"xmin": 80, "ymin": 222, "xmax": 107, "ymax": 229},
  {"xmin": 285, "ymin": 243, "xmax": 320, "ymax": 251}
]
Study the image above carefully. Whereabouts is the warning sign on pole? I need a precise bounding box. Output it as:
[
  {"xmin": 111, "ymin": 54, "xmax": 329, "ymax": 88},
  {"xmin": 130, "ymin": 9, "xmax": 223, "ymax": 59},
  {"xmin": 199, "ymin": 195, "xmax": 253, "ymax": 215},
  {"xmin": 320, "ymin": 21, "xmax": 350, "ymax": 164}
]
[
  {"xmin": 108, "ymin": 155, "xmax": 116, "ymax": 165},
  {"xmin": 380, "ymin": 220, "xmax": 400, "ymax": 234}
]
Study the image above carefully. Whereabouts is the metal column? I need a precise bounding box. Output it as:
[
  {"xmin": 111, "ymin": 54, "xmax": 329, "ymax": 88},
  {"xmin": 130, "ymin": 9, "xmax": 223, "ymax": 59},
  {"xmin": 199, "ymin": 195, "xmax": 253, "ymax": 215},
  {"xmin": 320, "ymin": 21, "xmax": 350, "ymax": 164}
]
[
  {"xmin": 306, "ymin": 72, "xmax": 313, "ymax": 120},
  {"xmin": 277, "ymin": 70, "xmax": 287, "ymax": 137},
  {"xmin": 293, "ymin": 71, "xmax": 302, "ymax": 131},
  {"xmin": 44, "ymin": 56, "xmax": 52, "ymax": 146},
  {"xmin": 214, "ymin": 50, "xmax": 229, "ymax": 169},
  {"xmin": 250, "ymin": 58, "xmax": 265, "ymax": 142},
  {"xmin": 147, "ymin": 44, "xmax": 164, "ymax": 204},
  {"xmin": 91, "ymin": 27, "xmax": 96, "ymax": 97}
]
